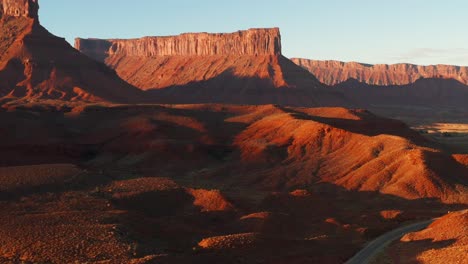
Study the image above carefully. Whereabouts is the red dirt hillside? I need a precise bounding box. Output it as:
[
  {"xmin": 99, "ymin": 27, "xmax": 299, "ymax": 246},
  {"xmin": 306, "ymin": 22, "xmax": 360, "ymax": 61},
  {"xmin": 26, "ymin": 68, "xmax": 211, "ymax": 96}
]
[
  {"xmin": 0, "ymin": 102, "xmax": 466, "ymax": 263},
  {"xmin": 0, "ymin": 0, "xmax": 143, "ymax": 102},
  {"xmin": 1, "ymin": 102, "xmax": 465, "ymax": 204},
  {"xmin": 374, "ymin": 210, "xmax": 468, "ymax": 263},
  {"xmin": 232, "ymin": 106, "xmax": 468, "ymax": 203},
  {"xmin": 75, "ymin": 29, "xmax": 348, "ymax": 107}
]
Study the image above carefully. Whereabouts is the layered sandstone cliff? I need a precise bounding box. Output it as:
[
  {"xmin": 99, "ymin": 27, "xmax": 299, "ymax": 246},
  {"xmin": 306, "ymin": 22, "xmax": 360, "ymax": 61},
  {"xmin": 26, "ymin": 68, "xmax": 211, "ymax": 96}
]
[
  {"xmin": 292, "ymin": 58, "xmax": 468, "ymax": 86},
  {"xmin": 1, "ymin": 0, "xmax": 39, "ymax": 20},
  {"xmin": 75, "ymin": 28, "xmax": 282, "ymax": 60},
  {"xmin": 74, "ymin": 28, "xmax": 349, "ymax": 107}
]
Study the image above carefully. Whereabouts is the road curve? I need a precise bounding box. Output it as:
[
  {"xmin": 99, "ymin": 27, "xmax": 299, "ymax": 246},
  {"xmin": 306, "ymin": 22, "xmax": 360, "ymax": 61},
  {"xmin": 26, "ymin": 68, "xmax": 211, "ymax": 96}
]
[{"xmin": 345, "ymin": 219, "xmax": 434, "ymax": 264}]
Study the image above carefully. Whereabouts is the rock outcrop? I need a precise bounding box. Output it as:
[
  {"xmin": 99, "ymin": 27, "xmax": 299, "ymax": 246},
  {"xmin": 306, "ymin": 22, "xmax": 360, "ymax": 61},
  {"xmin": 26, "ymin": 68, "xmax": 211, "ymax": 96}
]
[
  {"xmin": 0, "ymin": 0, "xmax": 143, "ymax": 102},
  {"xmin": 292, "ymin": 58, "xmax": 468, "ymax": 86},
  {"xmin": 75, "ymin": 28, "xmax": 282, "ymax": 60},
  {"xmin": 1, "ymin": 0, "xmax": 39, "ymax": 20},
  {"xmin": 377, "ymin": 210, "xmax": 468, "ymax": 263}
]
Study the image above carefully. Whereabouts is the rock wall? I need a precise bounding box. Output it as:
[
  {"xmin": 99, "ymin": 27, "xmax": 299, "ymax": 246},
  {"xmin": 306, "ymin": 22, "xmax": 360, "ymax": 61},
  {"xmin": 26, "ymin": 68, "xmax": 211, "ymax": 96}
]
[
  {"xmin": 292, "ymin": 58, "xmax": 468, "ymax": 86},
  {"xmin": 2, "ymin": 0, "xmax": 39, "ymax": 19},
  {"xmin": 75, "ymin": 28, "xmax": 282, "ymax": 61}
]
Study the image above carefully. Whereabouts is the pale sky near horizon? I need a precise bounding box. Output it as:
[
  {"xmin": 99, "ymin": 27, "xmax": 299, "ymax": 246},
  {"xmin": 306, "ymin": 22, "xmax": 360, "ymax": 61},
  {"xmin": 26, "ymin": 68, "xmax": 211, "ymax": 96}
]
[{"xmin": 39, "ymin": 0, "xmax": 468, "ymax": 66}]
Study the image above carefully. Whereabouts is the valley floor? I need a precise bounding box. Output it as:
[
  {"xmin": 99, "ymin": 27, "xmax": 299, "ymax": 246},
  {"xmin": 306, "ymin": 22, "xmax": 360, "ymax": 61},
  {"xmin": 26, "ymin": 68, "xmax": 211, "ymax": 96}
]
[{"xmin": 0, "ymin": 101, "xmax": 466, "ymax": 263}]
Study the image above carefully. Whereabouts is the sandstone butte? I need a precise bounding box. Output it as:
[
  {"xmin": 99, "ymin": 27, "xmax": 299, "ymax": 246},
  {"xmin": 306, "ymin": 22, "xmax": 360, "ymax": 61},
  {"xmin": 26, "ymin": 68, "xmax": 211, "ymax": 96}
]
[
  {"xmin": 75, "ymin": 29, "xmax": 348, "ymax": 107},
  {"xmin": 74, "ymin": 28, "xmax": 287, "ymax": 90},
  {"xmin": 0, "ymin": 0, "xmax": 143, "ymax": 102},
  {"xmin": 292, "ymin": 58, "xmax": 468, "ymax": 86},
  {"xmin": 76, "ymin": 28, "xmax": 282, "ymax": 58}
]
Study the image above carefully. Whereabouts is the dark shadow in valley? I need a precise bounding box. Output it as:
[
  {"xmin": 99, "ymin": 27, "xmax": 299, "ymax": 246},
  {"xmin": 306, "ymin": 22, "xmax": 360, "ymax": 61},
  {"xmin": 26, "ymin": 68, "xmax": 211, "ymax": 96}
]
[
  {"xmin": 0, "ymin": 101, "xmax": 465, "ymax": 263},
  {"xmin": 144, "ymin": 68, "xmax": 351, "ymax": 108},
  {"xmin": 109, "ymin": 180, "xmax": 466, "ymax": 264},
  {"xmin": 0, "ymin": 167, "xmax": 112, "ymax": 201},
  {"xmin": 334, "ymin": 77, "xmax": 468, "ymax": 111},
  {"xmin": 278, "ymin": 105, "xmax": 425, "ymax": 140}
]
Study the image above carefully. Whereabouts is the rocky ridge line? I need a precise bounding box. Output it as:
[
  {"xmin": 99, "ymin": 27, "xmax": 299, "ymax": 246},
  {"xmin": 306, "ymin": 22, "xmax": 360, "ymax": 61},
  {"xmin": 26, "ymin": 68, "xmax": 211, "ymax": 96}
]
[{"xmin": 292, "ymin": 58, "xmax": 468, "ymax": 86}]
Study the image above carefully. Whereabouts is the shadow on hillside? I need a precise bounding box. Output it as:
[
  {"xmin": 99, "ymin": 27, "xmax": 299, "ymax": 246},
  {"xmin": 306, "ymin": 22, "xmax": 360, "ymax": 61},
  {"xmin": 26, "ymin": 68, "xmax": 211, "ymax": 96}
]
[
  {"xmin": 0, "ymin": 102, "xmax": 465, "ymax": 262},
  {"xmin": 74, "ymin": 102, "xmax": 249, "ymax": 145},
  {"xmin": 388, "ymin": 238, "xmax": 458, "ymax": 263},
  {"xmin": 278, "ymin": 105, "xmax": 425, "ymax": 139},
  {"xmin": 144, "ymin": 68, "xmax": 350, "ymax": 108},
  {"xmin": 0, "ymin": 105, "xmax": 249, "ymax": 200},
  {"xmin": 0, "ymin": 166, "xmax": 114, "ymax": 201},
  {"xmin": 334, "ymin": 77, "xmax": 468, "ymax": 111},
  {"xmin": 258, "ymin": 182, "xmax": 466, "ymax": 236},
  {"xmin": 105, "ymin": 179, "xmax": 466, "ymax": 264},
  {"xmin": 1, "ymin": 104, "xmax": 466, "ymax": 201}
]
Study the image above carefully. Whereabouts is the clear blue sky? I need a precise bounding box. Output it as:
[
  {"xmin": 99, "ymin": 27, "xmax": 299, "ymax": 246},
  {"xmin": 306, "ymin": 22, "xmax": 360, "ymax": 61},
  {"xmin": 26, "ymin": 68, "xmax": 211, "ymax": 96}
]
[{"xmin": 40, "ymin": 0, "xmax": 468, "ymax": 66}]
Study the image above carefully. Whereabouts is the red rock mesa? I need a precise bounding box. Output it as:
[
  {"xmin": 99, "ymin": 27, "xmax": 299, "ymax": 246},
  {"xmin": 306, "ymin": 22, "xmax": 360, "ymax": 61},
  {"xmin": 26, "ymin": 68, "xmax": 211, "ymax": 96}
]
[{"xmin": 75, "ymin": 29, "xmax": 347, "ymax": 107}]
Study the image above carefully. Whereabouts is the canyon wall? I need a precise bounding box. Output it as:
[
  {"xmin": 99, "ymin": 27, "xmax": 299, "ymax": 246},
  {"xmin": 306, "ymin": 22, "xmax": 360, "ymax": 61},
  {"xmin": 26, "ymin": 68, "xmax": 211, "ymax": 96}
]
[
  {"xmin": 75, "ymin": 28, "xmax": 282, "ymax": 60},
  {"xmin": 1, "ymin": 0, "xmax": 39, "ymax": 19},
  {"xmin": 292, "ymin": 58, "xmax": 468, "ymax": 86}
]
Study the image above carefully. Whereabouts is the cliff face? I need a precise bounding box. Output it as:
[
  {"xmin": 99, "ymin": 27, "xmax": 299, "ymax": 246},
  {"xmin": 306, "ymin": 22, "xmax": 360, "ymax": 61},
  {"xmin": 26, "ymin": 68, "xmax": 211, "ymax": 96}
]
[
  {"xmin": 74, "ymin": 28, "xmax": 308, "ymax": 91},
  {"xmin": 75, "ymin": 28, "xmax": 282, "ymax": 59},
  {"xmin": 292, "ymin": 58, "xmax": 468, "ymax": 86},
  {"xmin": 1, "ymin": 0, "xmax": 39, "ymax": 20},
  {"xmin": 74, "ymin": 28, "xmax": 349, "ymax": 107},
  {"xmin": 0, "ymin": 0, "xmax": 143, "ymax": 103}
]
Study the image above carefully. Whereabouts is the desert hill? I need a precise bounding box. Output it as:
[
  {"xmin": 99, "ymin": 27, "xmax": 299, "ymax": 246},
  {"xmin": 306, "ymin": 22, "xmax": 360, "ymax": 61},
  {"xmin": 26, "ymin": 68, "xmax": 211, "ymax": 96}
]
[
  {"xmin": 1, "ymin": 102, "xmax": 466, "ymax": 203},
  {"xmin": 0, "ymin": 0, "xmax": 143, "ymax": 102},
  {"xmin": 0, "ymin": 101, "xmax": 466, "ymax": 263},
  {"xmin": 75, "ymin": 29, "xmax": 348, "ymax": 107},
  {"xmin": 372, "ymin": 210, "xmax": 468, "ymax": 263}
]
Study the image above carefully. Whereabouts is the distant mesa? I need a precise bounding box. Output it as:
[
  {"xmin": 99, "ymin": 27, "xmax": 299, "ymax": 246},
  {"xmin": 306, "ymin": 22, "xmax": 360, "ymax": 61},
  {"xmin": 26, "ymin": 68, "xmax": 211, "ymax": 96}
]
[
  {"xmin": 292, "ymin": 58, "xmax": 468, "ymax": 86},
  {"xmin": 291, "ymin": 58, "xmax": 468, "ymax": 111}
]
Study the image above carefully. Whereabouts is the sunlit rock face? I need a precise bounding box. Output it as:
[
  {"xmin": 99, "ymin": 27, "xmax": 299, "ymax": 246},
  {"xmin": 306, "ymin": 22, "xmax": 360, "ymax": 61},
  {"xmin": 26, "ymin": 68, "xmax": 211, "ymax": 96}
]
[
  {"xmin": 1, "ymin": 0, "xmax": 39, "ymax": 20},
  {"xmin": 0, "ymin": 0, "xmax": 144, "ymax": 103},
  {"xmin": 75, "ymin": 28, "xmax": 282, "ymax": 60}
]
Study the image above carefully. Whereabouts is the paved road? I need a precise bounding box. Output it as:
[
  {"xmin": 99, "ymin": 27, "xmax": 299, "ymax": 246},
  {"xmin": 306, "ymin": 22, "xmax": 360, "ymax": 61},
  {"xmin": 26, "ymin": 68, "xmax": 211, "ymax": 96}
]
[{"xmin": 345, "ymin": 219, "xmax": 434, "ymax": 264}]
